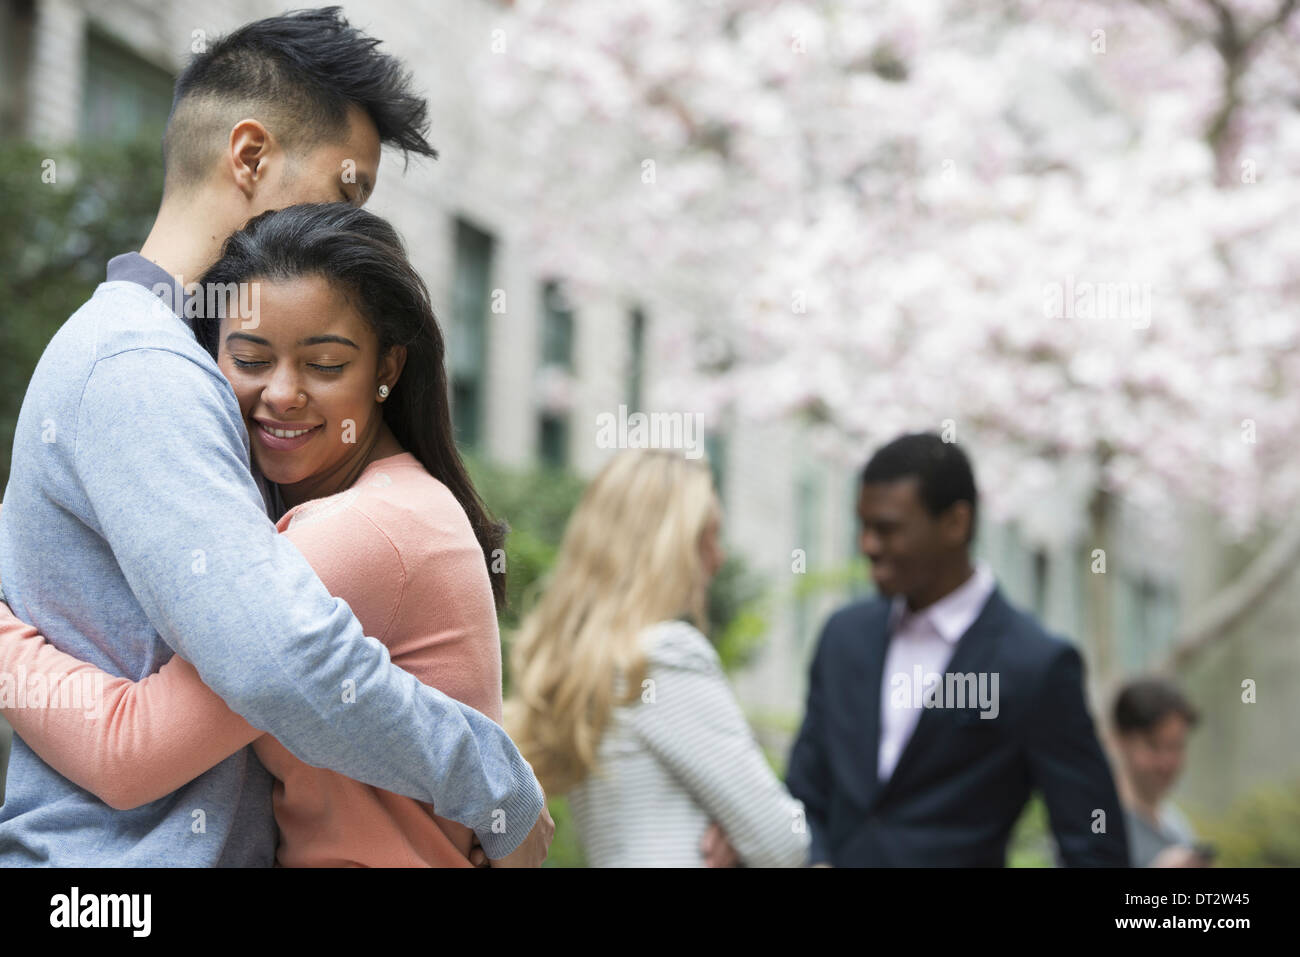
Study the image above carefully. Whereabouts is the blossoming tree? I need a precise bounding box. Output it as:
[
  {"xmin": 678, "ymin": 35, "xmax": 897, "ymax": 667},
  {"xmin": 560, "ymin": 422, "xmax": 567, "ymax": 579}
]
[{"xmin": 478, "ymin": 0, "xmax": 1300, "ymax": 681}]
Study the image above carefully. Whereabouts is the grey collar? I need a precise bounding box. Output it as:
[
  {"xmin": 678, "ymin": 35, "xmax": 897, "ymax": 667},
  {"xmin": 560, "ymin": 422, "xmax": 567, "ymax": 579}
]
[{"xmin": 106, "ymin": 252, "xmax": 196, "ymax": 333}]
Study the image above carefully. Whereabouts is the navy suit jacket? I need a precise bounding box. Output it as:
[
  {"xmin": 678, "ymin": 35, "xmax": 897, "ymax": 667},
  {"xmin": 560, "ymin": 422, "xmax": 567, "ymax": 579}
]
[{"xmin": 786, "ymin": 586, "xmax": 1129, "ymax": 866}]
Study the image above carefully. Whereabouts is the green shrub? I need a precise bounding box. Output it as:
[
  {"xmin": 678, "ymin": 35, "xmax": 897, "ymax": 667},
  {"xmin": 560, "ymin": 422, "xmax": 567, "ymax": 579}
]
[
  {"xmin": 540, "ymin": 794, "xmax": 587, "ymax": 868},
  {"xmin": 1193, "ymin": 778, "xmax": 1300, "ymax": 866},
  {"xmin": 707, "ymin": 553, "xmax": 769, "ymax": 673},
  {"xmin": 1007, "ymin": 794, "xmax": 1055, "ymax": 867},
  {"xmin": 0, "ymin": 137, "xmax": 164, "ymax": 488}
]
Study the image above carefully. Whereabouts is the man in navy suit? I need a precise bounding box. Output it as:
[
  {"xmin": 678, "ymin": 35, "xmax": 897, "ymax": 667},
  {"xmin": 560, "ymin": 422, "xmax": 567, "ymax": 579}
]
[{"xmin": 786, "ymin": 433, "xmax": 1128, "ymax": 866}]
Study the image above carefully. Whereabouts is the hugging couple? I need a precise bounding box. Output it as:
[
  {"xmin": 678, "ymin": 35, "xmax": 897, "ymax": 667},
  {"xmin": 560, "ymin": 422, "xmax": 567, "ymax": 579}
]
[{"xmin": 0, "ymin": 7, "xmax": 555, "ymax": 867}]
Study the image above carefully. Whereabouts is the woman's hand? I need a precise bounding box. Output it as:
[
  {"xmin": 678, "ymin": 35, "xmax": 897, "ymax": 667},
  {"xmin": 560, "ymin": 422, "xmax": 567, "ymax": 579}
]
[
  {"xmin": 701, "ymin": 822, "xmax": 740, "ymax": 867},
  {"xmin": 468, "ymin": 835, "xmax": 490, "ymax": 868}
]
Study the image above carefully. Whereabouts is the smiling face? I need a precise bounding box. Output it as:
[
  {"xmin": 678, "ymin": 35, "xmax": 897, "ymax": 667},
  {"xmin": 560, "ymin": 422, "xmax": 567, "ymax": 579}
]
[
  {"xmin": 217, "ymin": 274, "xmax": 403, "ymax": 502},
  {"xmin": 857, "ymin": 477, "xmax": 970, "ymax": 602}
]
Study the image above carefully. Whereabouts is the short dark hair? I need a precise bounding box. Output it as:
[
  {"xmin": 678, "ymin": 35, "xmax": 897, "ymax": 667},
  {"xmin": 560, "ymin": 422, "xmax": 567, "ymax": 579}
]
[
  {"xmin": 861, "ymin": 432, "xmax": 978, "ymax": 541},
  {"xmin": 1113, "ymin": 678, "xmax": 1200, "ymax": 735},
  {"xmin": 163, "ymin": 6, "xmax": 435, "ymax": 191}
]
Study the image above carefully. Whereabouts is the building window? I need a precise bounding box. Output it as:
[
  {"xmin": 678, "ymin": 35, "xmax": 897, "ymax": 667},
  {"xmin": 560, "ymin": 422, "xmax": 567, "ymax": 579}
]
[
  {"xmin": 540, "ymin": 281, "xmax": 573, "ymax": 367},
  {"xmin": 1032, "ymin": 547, "xmax": 1050, "ymax": 618},
  {"xmin": 1, "ymin": 0, "xmax": 36, "ymax": 139},
  {"xmin": 845, "ymin": 470, "xmax": 871, "ymax": 600},
  {"xmin": 704, "ymin": 431, "xmax": 728, "ymax": 507},
  {"xmin": 81, "ymin": 28, "xmax": 174, "ymax": 142},
  {"xmin": 450, "ymin": 218, "xmax": 495, "ymax": 450},
  {"xmin": 1128, "ymin": 572, "xmax": 1179, "ymax": 667},
  {"xmin": 537, "ymin": 280, "xmax": 574, "ymax": 468},
  {"xmin": 538, "ymin": 416, "xmax": 568, "ymax": 468},
  {"xmin": 626, "ymin": 306, "xmax": 645, "ymax": 410}
]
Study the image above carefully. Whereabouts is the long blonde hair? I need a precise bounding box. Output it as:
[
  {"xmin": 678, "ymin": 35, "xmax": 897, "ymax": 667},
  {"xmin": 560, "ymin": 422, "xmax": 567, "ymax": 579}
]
[{"xmin": 504, "ymin": 448, "xmax": 719, "ymax": 795}]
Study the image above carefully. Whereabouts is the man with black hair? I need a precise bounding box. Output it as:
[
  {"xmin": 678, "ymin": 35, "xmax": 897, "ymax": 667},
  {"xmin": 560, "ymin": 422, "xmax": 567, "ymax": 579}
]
[
  {"xmin": 786, "ymin": 432, "xmax": 1127, "ymax": 866},
  {"xmin": 1112, "ymin": 678, "xmax": 1207, "ymax": 867},
  {"xmin": 0, "ymin": 7, "xmax": 552, "ymax": 867}
]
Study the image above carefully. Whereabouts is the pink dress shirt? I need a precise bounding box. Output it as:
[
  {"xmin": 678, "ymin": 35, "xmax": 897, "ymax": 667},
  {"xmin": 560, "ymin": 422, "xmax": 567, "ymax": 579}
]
[{"xmin": 877, "ymin": 563, "xmax": 996, "ymax": 781}]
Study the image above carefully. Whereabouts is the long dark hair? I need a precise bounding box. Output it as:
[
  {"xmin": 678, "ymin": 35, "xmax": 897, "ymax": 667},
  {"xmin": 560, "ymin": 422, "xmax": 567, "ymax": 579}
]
[{"xmin": 199, "ymin": 202, "xmax": 508, "ymax": 609}]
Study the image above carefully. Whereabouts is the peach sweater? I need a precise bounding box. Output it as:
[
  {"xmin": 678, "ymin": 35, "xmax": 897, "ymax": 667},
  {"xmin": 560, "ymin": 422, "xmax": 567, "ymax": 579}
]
[{"xmin": 0, "ymin": 452, "xmax": 503, "ymax": 867}]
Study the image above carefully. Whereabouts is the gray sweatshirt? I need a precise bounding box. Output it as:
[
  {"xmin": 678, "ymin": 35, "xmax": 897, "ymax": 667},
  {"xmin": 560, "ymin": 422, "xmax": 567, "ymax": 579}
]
[{"xmin": 0, "ymin": 256, "xmax": 542, "ymax": 865}]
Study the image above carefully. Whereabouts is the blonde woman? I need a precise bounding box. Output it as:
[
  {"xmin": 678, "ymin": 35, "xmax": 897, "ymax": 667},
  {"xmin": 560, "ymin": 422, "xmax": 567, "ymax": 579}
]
[{"xmin": 506, "ymin": 449, "xmax": 809, "ymax": 867}]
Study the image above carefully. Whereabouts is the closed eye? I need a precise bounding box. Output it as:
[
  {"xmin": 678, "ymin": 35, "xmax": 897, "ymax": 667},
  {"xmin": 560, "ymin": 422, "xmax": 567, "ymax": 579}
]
[
  {"xmin": 230, "ymin": 357, "xmax": 267, "ymax": 369},
  {"xmin": 310, "ymin": 363, "xmax": 346, "ymax": 374}
]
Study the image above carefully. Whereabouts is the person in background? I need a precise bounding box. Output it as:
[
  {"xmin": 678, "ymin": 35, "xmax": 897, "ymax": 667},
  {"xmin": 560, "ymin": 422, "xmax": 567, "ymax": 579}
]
[
  {"xmin": 786, "ymin": 432, "xmax": 1128, "ymax": 866},
  {"xmin": 505, "ymin": 448, "xmax": 810, "ymax": 867},
  {"xmin": 1112, "ymin": 678, "xmax": 1210, "ymax": 867}
]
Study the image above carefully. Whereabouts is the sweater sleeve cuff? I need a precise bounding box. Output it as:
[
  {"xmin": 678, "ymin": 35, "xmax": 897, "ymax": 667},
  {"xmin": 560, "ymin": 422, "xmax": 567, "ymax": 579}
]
[{"xmin": 474, "ymin": 756, "xmax": 546, "ymax": 860}]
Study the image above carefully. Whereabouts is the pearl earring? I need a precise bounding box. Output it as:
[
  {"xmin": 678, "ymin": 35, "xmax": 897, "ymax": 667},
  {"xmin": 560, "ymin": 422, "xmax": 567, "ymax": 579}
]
[{"xmin": 377, "ymin": 384, "xmax": 390, "ymax": 400}]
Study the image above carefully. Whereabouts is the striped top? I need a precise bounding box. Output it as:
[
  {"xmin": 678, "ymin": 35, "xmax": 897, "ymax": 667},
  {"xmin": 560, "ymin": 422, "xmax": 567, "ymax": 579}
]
[{"xmin": 567, "ymin": 621, "xmax": 810, "ymax": 867}]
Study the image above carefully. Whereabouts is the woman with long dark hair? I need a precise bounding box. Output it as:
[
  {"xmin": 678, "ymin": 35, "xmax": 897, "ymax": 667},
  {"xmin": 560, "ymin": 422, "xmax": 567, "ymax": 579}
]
[{"xmin": 0, "ymin": 203, "xmax": 509, "ymax": 866}]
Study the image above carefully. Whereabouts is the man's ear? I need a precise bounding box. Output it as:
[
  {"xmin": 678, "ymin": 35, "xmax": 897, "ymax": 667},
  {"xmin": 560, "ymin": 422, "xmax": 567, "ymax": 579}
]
[
  {"xmin": 943, "ymin": 501, "xmax": 973, "ymax": 547},
  {"xmin": 227, "ymin": 119, "xmax": 276, "ymax": 200}
]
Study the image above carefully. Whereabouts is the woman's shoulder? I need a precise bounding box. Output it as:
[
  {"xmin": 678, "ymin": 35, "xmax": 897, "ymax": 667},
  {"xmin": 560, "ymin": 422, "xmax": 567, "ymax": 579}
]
[
  {"xmin": 281, "ymin": 453, "xmax": 470, "ymax": 546},
  {"xmin": 637, "ymin": 619, "xmax": 720, "ymax": 672},
  {"xmin": 276, "ymin": 454, "xmax": 487, "ymax": 645},
  {"xmin": 279, "ymin": 454, "xmax": 466, "ymax": 572}
]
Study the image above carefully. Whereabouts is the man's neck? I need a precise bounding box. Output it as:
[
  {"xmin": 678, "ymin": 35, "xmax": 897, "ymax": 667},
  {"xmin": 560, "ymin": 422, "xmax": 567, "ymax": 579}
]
[
  {"xmin": 137, "ymin": 194, "xmax": 235, "ymax": 282},
  {"xmin": 1130, "ymin": 792, "xmax": 1162, "ymax": 824},
  {"xmin": 905, "ymin": 557, "xmax": 976, "ymax": 613}
]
